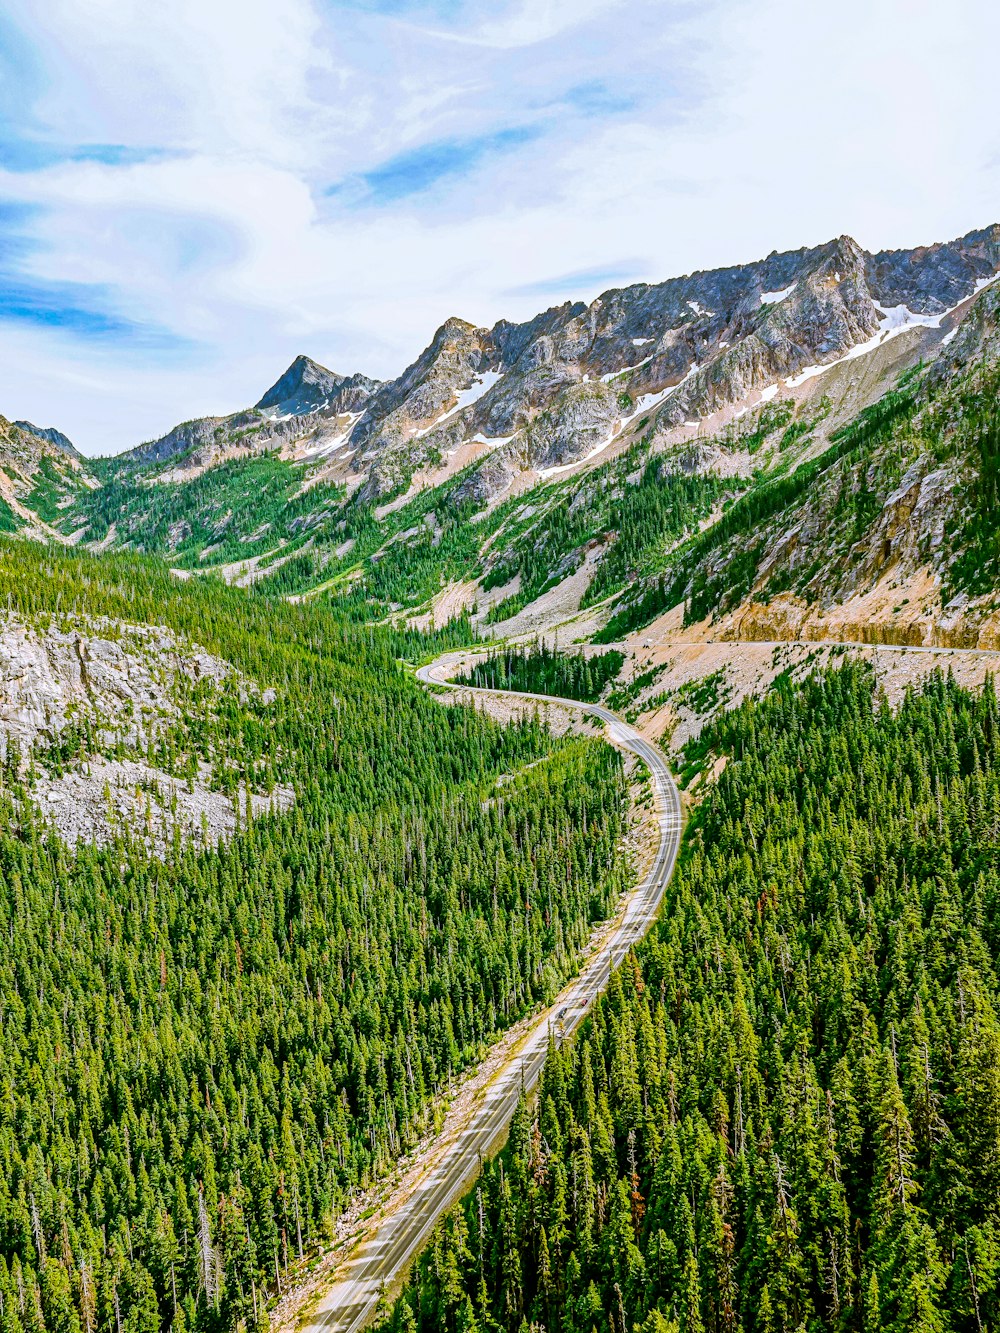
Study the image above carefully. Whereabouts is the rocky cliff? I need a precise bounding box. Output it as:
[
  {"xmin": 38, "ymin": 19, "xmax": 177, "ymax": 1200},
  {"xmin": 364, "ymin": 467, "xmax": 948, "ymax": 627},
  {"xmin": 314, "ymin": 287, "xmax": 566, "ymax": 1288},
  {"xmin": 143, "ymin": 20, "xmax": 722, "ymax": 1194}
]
[
  {"xmin": 102, "ymin": 224, "xmax": 1000, "ymax": 505},
  {"xmin": 345, "ymin": 224, "xmax": 1000, "ymax": 502},
  {"xmin": 0, "ymin": 610, "xmax": 292, "ymax": 849}
]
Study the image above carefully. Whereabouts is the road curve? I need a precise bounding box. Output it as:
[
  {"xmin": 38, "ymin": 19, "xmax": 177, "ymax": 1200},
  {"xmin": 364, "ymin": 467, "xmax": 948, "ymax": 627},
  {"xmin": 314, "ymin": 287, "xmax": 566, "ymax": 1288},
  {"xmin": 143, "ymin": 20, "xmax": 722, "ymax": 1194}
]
[{"xmin": 296, "ymin": 659, "xmax": 683, "ymax": 1333}]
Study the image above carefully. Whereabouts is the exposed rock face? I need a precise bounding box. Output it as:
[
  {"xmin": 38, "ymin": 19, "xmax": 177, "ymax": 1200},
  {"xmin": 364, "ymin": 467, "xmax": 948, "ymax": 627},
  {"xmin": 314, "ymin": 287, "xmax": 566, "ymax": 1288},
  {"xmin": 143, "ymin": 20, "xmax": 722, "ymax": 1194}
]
[
  {"xmin": 0, "ymin": 613, "xmax": 292, "ymax": 849},
  {"xmin": 13, "ymin": 421, "xmax": 80, "ymax": 457},
  {"xmin": 117, "ymin": 354, "xmax": 380, "ymax": 474},
  {"xmin": 33, "ymin": 755, "xmax": 293, "ymax": 850},
  {"xmin": 524, "ymin": 380, "xmax": 621, "ymax": 470},
  {"xmin": 864, "ymin": 224, "xmax": 1000, "ymax": 311},
  {"xmin": 344, "ymin": 224, "xmax": 1000, "ymax": 503},
  {"xmin": 352, "ymin": 319, "xmax": 500, "ymax": 498},
  {"xmin": 0, "ymin": 615, "xmax": 231, "ymax": 756}
]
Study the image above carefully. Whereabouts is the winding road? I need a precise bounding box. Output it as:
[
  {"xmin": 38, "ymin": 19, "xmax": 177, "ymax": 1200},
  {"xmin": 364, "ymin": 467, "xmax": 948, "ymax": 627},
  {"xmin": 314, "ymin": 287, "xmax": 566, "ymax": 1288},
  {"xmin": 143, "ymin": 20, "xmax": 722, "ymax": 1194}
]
[{"xmin": 295, "ymin": 659, "xmax": 683, "ymax": 1333}]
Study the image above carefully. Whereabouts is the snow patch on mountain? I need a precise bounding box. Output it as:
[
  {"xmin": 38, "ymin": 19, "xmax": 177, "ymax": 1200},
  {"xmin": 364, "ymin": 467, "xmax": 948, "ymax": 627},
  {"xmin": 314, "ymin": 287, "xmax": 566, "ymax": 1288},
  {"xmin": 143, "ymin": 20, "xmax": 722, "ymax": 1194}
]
[
  {"xmin": 601, "ymin": 354, "xmax": 654, "ymax": 381},
  {"xmin": 471, "ymin": 432, "xmax": 515, "ymax": 449},
  {"xmin": 415, "ymin": 371, "xmax": 505, "ymax": 438}
]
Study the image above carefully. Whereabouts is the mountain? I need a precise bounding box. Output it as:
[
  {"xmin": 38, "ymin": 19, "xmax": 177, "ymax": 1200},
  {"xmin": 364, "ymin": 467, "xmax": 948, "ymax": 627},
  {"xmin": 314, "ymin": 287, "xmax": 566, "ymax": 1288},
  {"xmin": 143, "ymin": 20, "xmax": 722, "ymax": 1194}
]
[
  {"xmin": 255, "ymin": 353, "xmax": 378, "ymax": 417},
  {"xmin": 13, "ymin": 419, "xmax": 80, "ymax": 457},
  {"xmin": 98, "ymin": 225, "xmax": 1000, "ymax": 502},
  {"xmin": 10, "ymin": 220, "xmax": 1000, "ymax": 655},
  {"xmin": 115, "ymin": 354, "xmax": 381, "ymax": 475},
  {"xmin": 0, "ymin": 415, "xmax": 94, "ymax": 535},
  {"xmin": 591, "ymin": 272, "xmax": 1000, "ymax": 650},
  {"xmin": 344, "ymin": 223, "xmax": 1000, "ymax": 502}
]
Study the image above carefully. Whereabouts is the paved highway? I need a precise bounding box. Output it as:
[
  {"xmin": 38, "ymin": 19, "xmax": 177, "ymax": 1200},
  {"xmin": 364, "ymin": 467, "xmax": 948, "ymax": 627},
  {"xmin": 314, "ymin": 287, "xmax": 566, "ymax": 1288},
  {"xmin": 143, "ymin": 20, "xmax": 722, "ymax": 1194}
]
[{"xmin": 297, "ymin": 660, "xmax": 683, "ymax": 1333}]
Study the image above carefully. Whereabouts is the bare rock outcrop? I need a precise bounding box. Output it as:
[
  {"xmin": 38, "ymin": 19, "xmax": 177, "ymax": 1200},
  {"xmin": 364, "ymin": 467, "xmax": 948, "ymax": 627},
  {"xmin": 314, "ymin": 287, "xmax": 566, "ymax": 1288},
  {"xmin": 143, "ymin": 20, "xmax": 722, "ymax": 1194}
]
[{"xmin": 0, "ymin": 613, "xmax": 292, "ymax": 851}]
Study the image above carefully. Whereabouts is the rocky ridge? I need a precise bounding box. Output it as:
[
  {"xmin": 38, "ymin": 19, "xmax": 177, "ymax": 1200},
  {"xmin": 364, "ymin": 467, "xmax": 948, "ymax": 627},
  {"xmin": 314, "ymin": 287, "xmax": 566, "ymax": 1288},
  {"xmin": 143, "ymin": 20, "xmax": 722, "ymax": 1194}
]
[
  {"xmin": 97, "ymin": 224, "xmax": 1000, "ymax": 508},
  {"xmin": 348, "ymin": 224, "xmax": 1000, "ymax": 502},
  {"xmin": 0, "ymin": 612, "xmax": 292, "ymax": 849},
  {"xmin": 13, "ymin": 420, "xmax": 80, "ymax": 457},
  {"xmin": 600, "ymin": 276, "xmax": 1000, "ymax": 653}
]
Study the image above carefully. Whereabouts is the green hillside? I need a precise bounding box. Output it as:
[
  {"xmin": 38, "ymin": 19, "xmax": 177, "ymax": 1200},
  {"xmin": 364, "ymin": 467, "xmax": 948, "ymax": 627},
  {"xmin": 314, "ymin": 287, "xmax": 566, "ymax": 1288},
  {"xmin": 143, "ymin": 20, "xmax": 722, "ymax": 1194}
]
[
  {"xmin": 385, "ymin": 661, "xmax": 1000, "ymax": 1333},
  {"xmin": 0, "ymin": 541, "xmax": 630, "ymax": 1333}
]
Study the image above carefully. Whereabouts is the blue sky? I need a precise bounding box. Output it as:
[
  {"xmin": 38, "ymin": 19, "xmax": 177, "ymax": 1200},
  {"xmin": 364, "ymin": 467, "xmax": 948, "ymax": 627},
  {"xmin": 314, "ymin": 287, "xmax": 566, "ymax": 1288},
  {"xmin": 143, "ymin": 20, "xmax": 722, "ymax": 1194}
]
[{"xmin": 0, "ymin": 0, "xmax": 998, "ymax": 454}]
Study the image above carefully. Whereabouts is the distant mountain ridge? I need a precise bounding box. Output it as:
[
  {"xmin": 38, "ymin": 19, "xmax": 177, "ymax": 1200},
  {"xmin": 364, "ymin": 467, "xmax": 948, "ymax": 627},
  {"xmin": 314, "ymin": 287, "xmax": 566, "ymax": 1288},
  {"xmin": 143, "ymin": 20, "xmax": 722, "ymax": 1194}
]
[
  {"xmin": 8, "ymin": 219, "xmax": 1000, "ymax": 659},
  {"xmin": 0, "ymin": 416, "xmax": 91, "ymax": 536},
  {"xmin": 99, "ymin": 223, "xmax": 1000, "ymax": 507},
  {"xmin": 14, "ymin": 420, "xmax": 79, "ymax": 458}
]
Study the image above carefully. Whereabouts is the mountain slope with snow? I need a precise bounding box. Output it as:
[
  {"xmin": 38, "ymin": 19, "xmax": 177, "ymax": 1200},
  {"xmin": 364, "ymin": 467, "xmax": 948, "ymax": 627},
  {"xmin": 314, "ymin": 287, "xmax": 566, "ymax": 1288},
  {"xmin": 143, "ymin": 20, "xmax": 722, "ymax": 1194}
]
[{"xmin": 14, "ymin": 220, "xmax": 1000, "ymax": 658}]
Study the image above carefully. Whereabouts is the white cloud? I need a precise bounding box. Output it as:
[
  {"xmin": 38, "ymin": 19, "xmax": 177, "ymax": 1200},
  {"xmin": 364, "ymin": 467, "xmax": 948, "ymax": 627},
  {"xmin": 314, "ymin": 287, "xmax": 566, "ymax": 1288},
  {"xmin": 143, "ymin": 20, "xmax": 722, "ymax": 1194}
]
[
  {"xmin": 4, "ymin": 0, "xmax": 340, "ymax": 165},
  {"xmin": 0, "ymin": 0, "xmax": 998, "ymax": 453},
  {"xmin": 411, "ymin": 0, "xmax": 618, "ymax": 50}
]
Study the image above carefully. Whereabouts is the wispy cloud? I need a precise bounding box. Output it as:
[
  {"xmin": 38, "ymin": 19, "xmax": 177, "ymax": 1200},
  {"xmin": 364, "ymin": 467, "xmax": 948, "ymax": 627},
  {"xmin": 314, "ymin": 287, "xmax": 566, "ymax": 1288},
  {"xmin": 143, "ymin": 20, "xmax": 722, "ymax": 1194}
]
[
  {"xmin": 339, "ymin": 125, "xmax": 542, "ymax": 203},
  {"xmin": 395, "ymin": 0, "xmax": 618, "ymax": 50},
  {"xmin": 506, "ymin": 260, "xmax": 649, "ymax": 299},
  {"xmin": 0, "ymin": 270, "xmax": 192, "ymax": 345},
  {"xmin": 327, "ymin": 0, "xmax": 464, "ymax": 15},
  {"xmin": 0, "ymin": 198, "xmax": 195, "ymax": 345},
  {"xmin": 0, "ymin": 141, "xmax": 168, "ymax": 172},
  {"xmin": 556, "ymin": 80, "xmax": 638, "ymax": 117},
  {"xmin": 0, "ymin": 0, "xmax": 996, "ymax": 453}
]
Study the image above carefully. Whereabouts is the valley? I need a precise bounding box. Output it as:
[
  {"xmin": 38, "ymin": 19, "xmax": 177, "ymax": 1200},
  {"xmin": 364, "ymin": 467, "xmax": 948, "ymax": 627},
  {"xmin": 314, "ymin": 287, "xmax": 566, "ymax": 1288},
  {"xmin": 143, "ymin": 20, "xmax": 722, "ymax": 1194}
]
[
  {"xmin": 274, "ymin": 660, "xmax": 682, "ymax": 1333},
  {"xmin": 5, "ymin": 220, "xmax": 1000, "ymax": 1333}
]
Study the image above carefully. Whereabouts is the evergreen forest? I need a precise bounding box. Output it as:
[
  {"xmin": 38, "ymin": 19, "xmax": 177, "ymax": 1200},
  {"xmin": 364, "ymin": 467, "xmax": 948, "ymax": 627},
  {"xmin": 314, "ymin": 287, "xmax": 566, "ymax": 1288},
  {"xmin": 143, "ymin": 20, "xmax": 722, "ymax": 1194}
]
[
  {"xmin": 458, "ymin": 647, "xmax": 626, "ymax": 704},
  {"xmin": 383, "ymin": 663, "xmax": 1000, "ymax": 1333},
  {"xmin": 0, "ymin": 541, "xmax": 630, "ymax": 1333}
]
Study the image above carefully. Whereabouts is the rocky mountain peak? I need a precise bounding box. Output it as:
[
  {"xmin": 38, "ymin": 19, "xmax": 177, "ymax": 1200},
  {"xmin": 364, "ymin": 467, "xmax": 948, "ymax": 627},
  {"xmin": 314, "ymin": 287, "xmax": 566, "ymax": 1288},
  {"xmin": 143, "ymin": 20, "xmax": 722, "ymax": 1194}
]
[
  {"xmin": 255, "ymin": 354, "xmax": 379, "ymax": 418},
  {"xmin": 255, "ymin": 354, "xmax": 337, "ymax": 410},
  {"xmin": 115, "ymin": 351, "xmax": 381, "ymax": 474},
  {"xmin": 13, "ymin": 420, "xmax": 80, "ymax": 458},
  {"xmin": 431, "ymin": 316, "xmax": 481, "ymax": 345},
  {"xmin": 348, "ymin": 317, "xmax": 500, "ymax": 484}
]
